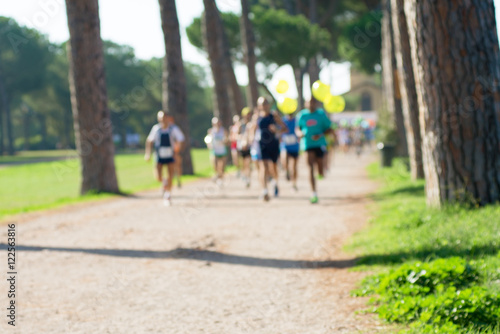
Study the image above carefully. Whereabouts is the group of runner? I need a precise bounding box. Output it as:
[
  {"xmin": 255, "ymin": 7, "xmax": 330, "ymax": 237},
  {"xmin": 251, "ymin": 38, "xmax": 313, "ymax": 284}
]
[{"xmin": 145, "ymin": 95, "xmax": 336, "ymax": 206}]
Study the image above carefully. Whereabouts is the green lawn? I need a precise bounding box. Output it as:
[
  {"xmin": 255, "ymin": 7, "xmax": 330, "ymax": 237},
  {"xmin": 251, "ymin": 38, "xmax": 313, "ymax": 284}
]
[
  {"xmin": 347, "ymin": 159, "xmax": 500, "ymax": 333},
  {"xmin": 0, "ymin": 149, "xmax": 213, "ymax": 220}
]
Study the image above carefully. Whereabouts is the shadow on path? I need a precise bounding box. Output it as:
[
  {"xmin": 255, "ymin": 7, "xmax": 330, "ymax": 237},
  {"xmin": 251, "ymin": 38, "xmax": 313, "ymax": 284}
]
[{"xmin": 0, "ymin": 243, "xmax": 355, "ymax": 270}]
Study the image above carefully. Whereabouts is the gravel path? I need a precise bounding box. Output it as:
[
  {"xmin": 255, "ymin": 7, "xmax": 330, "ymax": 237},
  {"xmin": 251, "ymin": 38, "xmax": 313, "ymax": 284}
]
[{"xmin": 1, "ymin": 152, "xmax": 388, "ymax": 333}]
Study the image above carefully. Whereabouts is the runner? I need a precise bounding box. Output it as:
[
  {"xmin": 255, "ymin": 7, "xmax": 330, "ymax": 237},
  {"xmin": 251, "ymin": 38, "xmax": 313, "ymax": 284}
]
[
  {"xmin": 281, "ymin": 112, "xmax": 300, "ymax": 191},
  {"xmin": 230, "ymin": 115, "xmax": 241, "ymax": 177},
  {"xmin": 255, "ymin": 97, "xmax": 287, "ymax": 201},
  {"xmin": 144, "ymin": 111, "xmax": 184, "ymax": 206},
  {"xmin": 237, "ymin": 107, "xmax": 253, "ymax": 188},
  {"xmin": 205, "ymin": 117, "xmax": 228, "ymax": 186},
  {"xmin": 296, "ymin": 97, "xmax": 333, "ymax": 204},
  {"xmin": 165, "ymin": 114, "xmax": 186, "ymax": 188}
]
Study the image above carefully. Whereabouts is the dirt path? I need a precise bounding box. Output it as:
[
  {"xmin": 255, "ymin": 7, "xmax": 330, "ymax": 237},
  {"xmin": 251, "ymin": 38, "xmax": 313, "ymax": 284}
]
[{"xmin": 1, "ymin": 152, "xmax": 388, "ymax": 334}]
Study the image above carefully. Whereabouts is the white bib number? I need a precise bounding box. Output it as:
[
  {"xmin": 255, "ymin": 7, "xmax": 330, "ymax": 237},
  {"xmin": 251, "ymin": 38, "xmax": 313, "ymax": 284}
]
[
  {"xmin": 283, "ymin": 134, "xmax": 297, "ymax": 145},
  {"xmin": 158, "ymin": 147, "xmax": 173, "ymax": 159}
]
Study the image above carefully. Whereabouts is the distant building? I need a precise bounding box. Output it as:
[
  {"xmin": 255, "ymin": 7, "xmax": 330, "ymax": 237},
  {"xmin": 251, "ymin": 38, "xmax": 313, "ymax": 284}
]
[{"xmin": 343, "ymin": 69, "xmax": 382, "ymax": 112}]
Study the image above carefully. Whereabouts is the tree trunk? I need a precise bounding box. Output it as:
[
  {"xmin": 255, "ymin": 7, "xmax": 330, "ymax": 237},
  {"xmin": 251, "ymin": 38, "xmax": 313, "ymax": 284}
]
[
  {"xmin": 23, "ymin": 113, "xmax": 30, "ymax": 150},
  {"xmin": 158, "ymin": 0, "xmax": 194, "ymax": 175},
  {"xmin": 38, "ymin": 113, "xmax": 48, "ymax": 149},
  {"xmin": 63, "ymin": 108, "xmax": 73, "ymax": 148},
  {"xmin": 65, "ymin": 0, "xmax": 119, "ymax": 194},
  {"xmin": 0, "ymin": 95, "xmax": 3, "ymax": 155},
  {"xmin": 240, "ymin": 0, "xmax": 259, "ymax": 110},
  {"xmin": 405, "ymin": 0, "xmax": 500, "ymax": 207},
  {"xmin": 0, "ymin": 71, "xmax": 14, "ymax": 155},
  {"xmin": 391, "ymin": 0, "xmax": 424, "ymax": 179},
  {"xmin": 293, "ymin": 65, "xmax": 308, "ymax": 110},
  {"xmin": 202, "ymin": 0, "xmax": 233, "ymax": 130},
  {"xmin": 381, "ymin": 0, "xmax": 408, "ymax": 157},
  {"xmin": 308, "ymin": 0, "xmax": 321, "ymax": 86}
]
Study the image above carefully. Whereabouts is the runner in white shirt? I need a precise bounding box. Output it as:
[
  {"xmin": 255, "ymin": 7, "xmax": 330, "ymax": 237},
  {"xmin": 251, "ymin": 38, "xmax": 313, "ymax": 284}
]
[
  {"xmin": 205, "ymin": 117, "xmax": 228, "ymax": 186},
  {"xmin": 144, "ymin": 111, "xmax": 184, "ymax": 206}
]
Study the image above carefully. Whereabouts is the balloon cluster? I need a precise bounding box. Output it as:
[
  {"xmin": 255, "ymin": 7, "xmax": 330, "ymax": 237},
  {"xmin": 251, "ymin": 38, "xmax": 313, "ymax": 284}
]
[
  {"xmin": 275, "ymin": 80, "xmax": 297, "ymax": 114},
  {"xmin": 311, "ymin": 80, "xmax": 345, "ymax": 114}
]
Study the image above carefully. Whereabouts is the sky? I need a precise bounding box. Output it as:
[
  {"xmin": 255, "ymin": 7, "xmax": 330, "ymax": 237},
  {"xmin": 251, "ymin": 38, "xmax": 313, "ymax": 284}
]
[{"xmin": 1, "ymin": 0, "xmax": 500, "ymax": 99}]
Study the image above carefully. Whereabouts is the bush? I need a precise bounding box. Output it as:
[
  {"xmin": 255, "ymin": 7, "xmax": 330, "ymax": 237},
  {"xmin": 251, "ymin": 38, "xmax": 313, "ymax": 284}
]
[{"xmin": 353, "ymin": 258, "xmax": 500, "ymax": 333}]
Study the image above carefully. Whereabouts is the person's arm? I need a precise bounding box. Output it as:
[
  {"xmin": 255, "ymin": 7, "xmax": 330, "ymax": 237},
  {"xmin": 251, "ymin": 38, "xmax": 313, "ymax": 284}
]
[
  {"xmin": 295, "ymin": 113, "xmax": 304, "ymax": 139},
  {"xmin": 273, "ymin": 114, "xmax": 288, "ymax": 136},
  {"xmin": 172, "ymin": 126, "xmax": 186, "ymax": 153},
  {"xmin": 144, "ymin": 125, "xmax": 157, "ymax": 161}
]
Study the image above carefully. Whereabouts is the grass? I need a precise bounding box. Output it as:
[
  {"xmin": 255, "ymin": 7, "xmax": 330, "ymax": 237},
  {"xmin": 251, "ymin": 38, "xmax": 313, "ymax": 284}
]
[
  {"xmin": 347, "ymin": 159, "xmax": 500, "ymax": 333},
  {"xmin": 0, "ymin": 149, "xmax": 77, "ymax": 164},
  {"xmin": 0, "ymin": 149, "xmax": 214, "ymax": 220}
]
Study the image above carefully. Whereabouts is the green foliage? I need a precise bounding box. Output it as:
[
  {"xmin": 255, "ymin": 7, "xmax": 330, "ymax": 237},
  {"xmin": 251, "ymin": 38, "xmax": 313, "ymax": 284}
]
[
  {"xmin": 338, "ymin": 10, "xmax": 382, "ymax": 73},
  {"xmin": 186, "ymin": 12, "xmax": 242, "ymax": 62},
  {"xmin": 353, "ymin": 258, "xmax": 500, "ymax": 333},
  {"xmin": 252, "ymin": 6, "xmax": 331, "ymax": 68},
  {"xmin": 348, "ymin": 160, "xmax": 500, "ymax": 333},
  {"xmin": 0, "ymin": 17, "xmax": 215, "ymax": 153}
]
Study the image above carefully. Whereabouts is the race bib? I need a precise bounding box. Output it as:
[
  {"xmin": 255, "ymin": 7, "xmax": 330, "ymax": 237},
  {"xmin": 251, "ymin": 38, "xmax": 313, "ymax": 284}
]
[
  {"xmin": 213, "ymin": 141, "xmax": 226, "ymax": 155},
  {"xmin": 158, "ymin": 147, "xmax": 173, "ymax": 159},
  {"xmin": 283, "ymin": 134, "xmax": 297, "ymax": 145}
]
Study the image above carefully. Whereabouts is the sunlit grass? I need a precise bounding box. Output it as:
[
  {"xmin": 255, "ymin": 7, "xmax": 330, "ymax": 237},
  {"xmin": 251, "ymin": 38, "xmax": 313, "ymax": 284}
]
[{"xmin": 0, "ymin": 149, "xmax": 213, "ymax": 220}]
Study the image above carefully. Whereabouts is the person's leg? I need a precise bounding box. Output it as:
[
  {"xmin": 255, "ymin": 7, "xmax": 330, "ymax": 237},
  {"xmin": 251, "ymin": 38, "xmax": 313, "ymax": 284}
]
[
  {"xmin": 232, "ymin": 149, "xmax": 240, "ymax": 176},
  {"xmin": 243, "ymin": 156, "xmax": 251, "ymax": 187},
  {"xmin": 316, "ymin": 151, "xmax": 325, "ymax": 178},
  {"xmin": 155, "ymin": 163, "xmax": 162, "ymax": 182},
  {"xmin": 163, "ymin": 162, "xmax": 174, "ymax": 205},
  {"xmin": 259, "ymin": 160, "xmax": 270, "ymax": 201},
  {"xmin": 307, "ymin": 150, "xmax": 319, "ymax": 203},
  {"xmin": 292, "ymin": 155, "xmax": 299, "ymax": 190},
  {"xmin": 307, "ymin": 151, "xmax": 316, "ymax": 193},
  {"xmin": 285, "ymin": 152, "xmax": 291, "ymax": 181}
]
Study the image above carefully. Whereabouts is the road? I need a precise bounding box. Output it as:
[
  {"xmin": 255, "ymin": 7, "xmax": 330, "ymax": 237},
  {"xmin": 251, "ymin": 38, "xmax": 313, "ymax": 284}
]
[{"xmin": 0, "ymin": 152, "xmax": 388, "ymax": 333}]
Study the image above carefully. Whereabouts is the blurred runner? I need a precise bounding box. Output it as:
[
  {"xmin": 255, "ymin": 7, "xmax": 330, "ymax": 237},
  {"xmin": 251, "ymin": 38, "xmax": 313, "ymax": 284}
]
[
  {"xmin": 205, "ymin": 117, "xmax": 228, "ymax": 186},
  {"xmin": 296, "ymin": 97, "xmax": 333, "ymax": 204},
  {"xmin": 255, "ymin": 97, "xmax": 287, "ymax": 201},
  {"xmin": 281, "ymin": 112, "xmax": 300, "ymax": 191},
  {"xmin": 230, "ymin": 115, "xmax": 241, "ymax": 177},
  {"xmin": 165, "ymin": 114, "xmax": 186, "ymax": 188},
  {"xmin": 144, "ymin": 111, "xmax": 184, "ymax": 206},
  {"xmin": 238, "ymin": 107, "xmax": 253, "ymax": 188}
]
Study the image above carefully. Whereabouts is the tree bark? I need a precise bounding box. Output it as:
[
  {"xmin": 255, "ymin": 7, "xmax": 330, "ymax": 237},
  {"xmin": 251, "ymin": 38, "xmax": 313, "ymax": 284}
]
[
  {"xmin": 65, "ymin": 0, "xmax": 119, "ymax": 194},
  {"xmin": 240, "ymin": 0, "xmax": 260, "ymax": 110},
  {"xmin": 293, "ymin": 65, "xmax": 306, "ymax": 110},
  {"xmin": 391, "ymin": 0, "xmax": 424, "ymax": 179},
  {"xmin": 0, "ymin": 96, "xmax": 3, "ymax": 155},
  {"xmin": 202, "ymin": 0, "xmax": 233, "ymax": 130},
  {"xmin": 381, "ymin": 0, "xmax": 408, "ymax": 156},
  {"xmin": 159, "ymin": 0, "xmax": 194, "ymax": 175},
  {"xmin": 0, "ymin": 71, "xmax": 14, "ymax": 155},
  {"xmin": 405, "ymin": 0, "xmax": 500, "ymax": 207},
  {"xmin": 307, "ymin": 0, "xmax": 321, "ymax": 86}
]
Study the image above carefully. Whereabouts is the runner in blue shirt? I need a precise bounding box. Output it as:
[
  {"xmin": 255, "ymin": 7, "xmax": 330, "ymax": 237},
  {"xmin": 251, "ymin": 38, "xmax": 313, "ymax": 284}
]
[{"xmin": 296, "ymin": 97, "xmax": 333, "ymax": 204}]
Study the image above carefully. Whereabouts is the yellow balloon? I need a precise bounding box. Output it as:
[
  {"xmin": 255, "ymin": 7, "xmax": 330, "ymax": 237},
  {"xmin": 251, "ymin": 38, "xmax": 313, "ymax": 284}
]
[
  {"xmin": 324, "ymin": 94, "xmax": 345, "ymax": 113},
  {"xmin": 275, "ymin": 80, "xmax": 289, "ymax": 94},
  {"xmin": 312, "ymin": 80, "xmax": 331, "ymax": 102},
  {"xmin": 278, "ymin": 97, "xmax": 298, "ymax": 114}
]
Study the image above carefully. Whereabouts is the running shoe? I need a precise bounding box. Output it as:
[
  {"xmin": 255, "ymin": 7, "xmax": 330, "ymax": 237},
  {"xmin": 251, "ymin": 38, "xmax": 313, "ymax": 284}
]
[
  {"xmin": 310, "ymin": 196, "xmax": 319, "ymax": 204},
  {"xmin": 274, "ymin": 185, "xmax": 279, "ymax": 197},
  {"xmin": 292, "ymin": 184, "xmax": 298, "ymax": 192},
  {"xmin": 163, "ymin": 194, "xmax": 172, "ymax": 207},
  {"xmin": 317, "ymin": 174, "xmax": 324, "ymax": 180}
]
